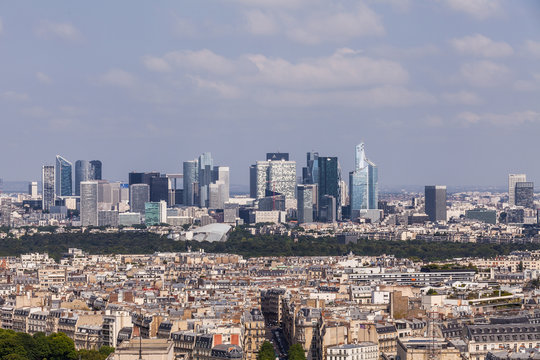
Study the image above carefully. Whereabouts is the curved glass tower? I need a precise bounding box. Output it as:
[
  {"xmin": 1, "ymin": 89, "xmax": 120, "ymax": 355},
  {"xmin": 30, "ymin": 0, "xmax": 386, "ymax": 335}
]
[
  {"xmin": 349, "ymin": 143, "xmax": 378, "ymax": 211},
  {"xmin": 55, "ymin": 155, "xmax": 73, "ymax": 197}
]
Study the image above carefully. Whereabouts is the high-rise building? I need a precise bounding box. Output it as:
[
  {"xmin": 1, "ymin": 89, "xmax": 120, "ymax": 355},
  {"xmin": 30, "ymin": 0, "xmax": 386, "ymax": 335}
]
[
  {"xmin": 266, "ymin": 153, "xmax": 289, "ymax": 161},
  {"xmin": 318, "ymin": 156, "xmax": 341, "ymax": 220},
  {"xmin": 425, "ymin": 185, "xmax": 447, "ymax": 222},
  {"xmin": 253, "ymin": 159, "xmax": 296, "ymax": 201},
  {"xmin": 55, "ymin": 155, "xmax": 72, "ymax": 196},
  {"xmin": 198, "ymin": 152, "xmax": 214, "ymax": 208},
  {"xmin": 349, "ymin": 143, "xmax": 378, "ymax": 218},
  {"xmin": 150, "ymin": 176, "xmax": 169, "ymax": 202},
  {"xmin": 28, "ymin": 181, "xmax": 38, "ymax": 198},
  {"xmin": 183, "ymin": 160, "xmax": 199, "ymax": 206},
  {"xmin": 75, "ymin": 160, "xmax": 92, "ymax": 196},
  {"xmin": 508, "ymin": 174, "xmax": 527, "ymax": 206},
  {"xmin": 297, "ymin": 184, "xmax": 314, "ymax": 224},
  {"xmin": 302, "ymin": 152, "xmax": 319, "ymax": 184},
  {"xmin": 80, "ymin": 181, "xmax": 99, "ymax": 226},
  {"xmin": 129, "ymin": 183, "xmax": 150, "ymax": 215},
  {"xmin": 208, "ymin": 166, "xmax": 230, "ymax": 209},
  {"xmin": 319, "ymin": 195, "xmax": 336, "ymax": 223},
  {"xmin": 42, "ymin": 165, "xmax": 55, "ymax": 211},
  {"xmin": 90, "ymin": 160, "xmax": 102, "ymax": 180},
  {"xmin": 515, "ymin": 182, "xmax": 534, "ymax": 208},
  {"xmin": 1, "ymin": 198, "xmax": 12, "ymax": 227},
  {"xmin": 144, "ymin": 201, "xmax": 167, "ymax": 226},
  {"xmin": 249, "ymin": 165, "xmax": 257, "ymax": 198}
]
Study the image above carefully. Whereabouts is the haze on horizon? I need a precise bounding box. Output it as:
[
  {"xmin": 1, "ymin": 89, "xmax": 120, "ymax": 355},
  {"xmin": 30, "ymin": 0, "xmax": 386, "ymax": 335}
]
[{"xmin": 1, "ymin": 0, "xmax": 539, "ymax": 187}]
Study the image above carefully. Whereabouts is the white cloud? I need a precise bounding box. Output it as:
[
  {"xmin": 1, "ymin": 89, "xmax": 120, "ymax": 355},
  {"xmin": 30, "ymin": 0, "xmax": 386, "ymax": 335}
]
[
  {"xmin": 35, "ymin": 20, "xmax": 82, "ymax": 41},
  {"xmin": 460, "ymin": 61, "xmax": 510, "ymax": 87},
  {"xmin": 98, "ymin": 69, "xmax": 137, "ymax": 88},
  {"xmin": 1, "ymin": 91, "xmax": 29, "ymax": 102},
  {"xmin": 441, "ymin": 91, "xmax": 482, "ymax": 105},
  {"xmin": 36, "ymin": 72, "xmax": 52, "ymax": 84},
  {"xmin": 142, "ymin": 56, "xmax": 172, "ymax": 72},
  {"xmin": 189, "ymin": 76, "xmax": 242, "ymax": 99},
  {"xmin": 524, "ymin": 40, "xmax": 540, "ymax": 58},
  {"xmin": 244, "ymin": 10, "xmax": 278, "ymax": 35},
  {"xmin": 246, "ymin": 48, "xmax": 408, "ymax": 89},
  {"xmin": 457, "ymin": 111, "xmax": 540, "ymax": 126},
  {"xmin": 162, "ymin": 49, "xmax": 235, "ymax": 75},
  {"xmin": 444, "ymin": 0, "xmax": 501, "ymax": 20},
  {"xmin": 172, "ymin": 17, "xmax": 198, "ymax": 38},
  {"xmin": 451, "ymin": 34, "xmax": 513, "ymax": 57}
]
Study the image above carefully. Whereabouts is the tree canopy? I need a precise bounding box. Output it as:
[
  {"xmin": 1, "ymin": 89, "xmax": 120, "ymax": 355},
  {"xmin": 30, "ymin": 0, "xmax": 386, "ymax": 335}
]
[
  {"xmin": 288, "ymin": 344, "xmax": 306, "ymax": 360},
  {"xmin": 257, "ymin": 341, "xmax": 276, "ymax": 360}
]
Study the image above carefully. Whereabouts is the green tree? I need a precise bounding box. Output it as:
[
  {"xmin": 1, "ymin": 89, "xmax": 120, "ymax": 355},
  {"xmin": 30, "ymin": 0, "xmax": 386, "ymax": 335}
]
[
  {"xmin": 288, "ymin": 344, "xmax": 306, "ymax": 360},
  {"xmin": 32, "ymin": 332, "xmax": 51, "ymax": 360},
  {"xmin": 257, "ymin": 341, "xmax": 275, "ymax": 360},
  {"xmin": 47, "ymin": 333, "xmax": 77, "ymax": 360},
  {"xmin": 99, "ymin": 346, "xmax": 115, "ymax": 358}
]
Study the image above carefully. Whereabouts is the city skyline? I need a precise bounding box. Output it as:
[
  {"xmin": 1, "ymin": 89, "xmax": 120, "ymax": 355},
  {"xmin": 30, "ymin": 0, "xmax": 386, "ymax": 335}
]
[{"xmin": 1, "ymin": 2, "xmax": 540, "ymax": 186}]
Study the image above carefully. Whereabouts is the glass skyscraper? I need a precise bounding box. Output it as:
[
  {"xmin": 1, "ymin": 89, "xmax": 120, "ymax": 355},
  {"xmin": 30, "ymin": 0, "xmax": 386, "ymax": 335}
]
[
  {"xmin": 80, "ymin": 181, "xmax": 98, "ymax": 226},
  {"xmin": 317, "ymin": 156, "xmax": 341, "ymax": 220},
  {"xmin": 55, "ymin": 155, "xmax": 73, "ymax": 196},
  {"xmin": 90, "ymin": 160, "xmax": 102, "ymax": 180},
  {"xmin": 75, "ymin": 160, "xmax": 91, "ymax": 196},
  {"xmin": 42, "ymin": 165, "xmax": 55, "ymax": 211},
  {"xmin": 349, "ymin": 143, "xmax": 378, "ymax": 212},
  {"xmin": 183, "ymin": 160, "xmax": 199, "ymax": 206}
]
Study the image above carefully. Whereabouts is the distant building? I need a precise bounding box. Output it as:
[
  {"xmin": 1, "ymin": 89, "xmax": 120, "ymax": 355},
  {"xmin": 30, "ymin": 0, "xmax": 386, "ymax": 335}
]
[
  {"xmin": 302, "ymin": 151, "xmax": 319, "ymax": 185},
  {"xmin": 80, "ymin": 181, "xmax": 99, "ymax": 226},
  {"xmin": 252, "ymin": 158, "xmax": 296, "ymax": 201},
  {"xmin": 425, "ymin": 185, "xmax": 447, "ymax": 222},
  {"xmin": 98, "ymin": 210, "xmax": 119, "ymax": 227},
  {"xmin": 318, "ymin": 156, "xmax": 341, "ymax": 220},
  {"xmin": 465, "ymin": 208, "xmax": 497, "ymax": 224},
  {"xmin": 55, "ymin": 155, "xmax": 72, "ymax": 196},
  {"xmin": 42, "ymin": 165, "xmax": 55, "ymax": 211},
  {"xmin": 266, "ymin": 152, "xmax": 289, "ymax": 161},
  {"xmin": 297, "ymin": 184, "xmax": 314, "ymax": 224},
  {"xmin": 74, "ymin": 160, "xmax": 91, "ymax": 196},
  {"xmin": 118, "ymin": 212, "xmax": 141, "ymax": 226},
  {"xmin": 129, "ymin": 184, "xmax": 150, "ymax": 215},
  {"xmin": 508, "ymin": 173, "xmax": 526, "ymax": 206},
  {"xmin": 515, "ymin": 181, "xmax": 534, "ymax": 208},
  {"xmin": 145, "ymin": 201, "xmax": 167, "ymax": 225},
  {"xmin": 90, "ymin": 160, "xmax": 102, "ymax": 180},
  {"xmin": 327, "ymin": 343, "xmax": 378, "ymax": 360},
  {"xmin": 150, "ymin": 176, "xmax": 169, "ymax": 203},
  {"xmin": 28, "ymin": 181, "xmax": 38, "ymax": 198},
  {"xmin": 319, "ymin": 195, "xmax": 336, "ymax": 223},
  {"xmin": 349, "ymin": 143, "xmax": 378, "ymax": 220},
  {"xmin": 183, "ymin": 161, "xmax": 199, "ymax": 206}
]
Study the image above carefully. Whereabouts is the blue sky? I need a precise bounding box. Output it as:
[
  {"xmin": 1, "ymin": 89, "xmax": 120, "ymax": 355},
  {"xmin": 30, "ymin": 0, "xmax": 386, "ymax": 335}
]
[{"xmin": 1, "ymin": 0, "xmax": 540, "ymax": 187}]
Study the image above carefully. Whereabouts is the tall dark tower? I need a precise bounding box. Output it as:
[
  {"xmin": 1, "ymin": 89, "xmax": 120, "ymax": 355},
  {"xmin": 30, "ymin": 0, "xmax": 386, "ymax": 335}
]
[
  {"xmin": 90, "ymin": 160, "xmax": 102, "ymax": 180},
  {"xmin": 317, "ymin": 156, "xmax": 341, "ymax": 220},
  {"xmin": 425, "ymin": 185, "xmax": 447, "ymax": 222}
]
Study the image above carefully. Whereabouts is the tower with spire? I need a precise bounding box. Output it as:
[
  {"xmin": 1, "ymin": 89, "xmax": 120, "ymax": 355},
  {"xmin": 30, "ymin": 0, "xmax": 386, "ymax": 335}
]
[{"xmin": 349, "ymin": 143, "xmax": 378, "ymax": 216}]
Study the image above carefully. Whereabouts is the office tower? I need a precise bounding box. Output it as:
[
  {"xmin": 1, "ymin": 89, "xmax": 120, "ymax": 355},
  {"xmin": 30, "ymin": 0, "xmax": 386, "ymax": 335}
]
[
  {"xmin": 319, "ymin": 195, "xmax": 336, "ymax": 223},
  {"xmin": 1, "ymin": 198, "xmax": 11, "ymax": 227},
  {"xmin": 28, "ymin": 182, "xmax": 38, "ymax": 198},
  {"xmin": 297, "ymin": 185, "xmax": 314, "ymax": 224},
  {"xmin": 266, "ymin": 153, "xmax": 289, "ymax": 161},
  {"xmin": 144, "ymin": 201, "xmax": 167, "ymax": 226},
  {"xmin": 213, "ymin": 166, "xmax": 230, "ymax": 203},
  {"xmin": 150, "ymin": 175, "xmax": 168, "ymax": 202},
  {"xmin": 80, "ymin": 181, "xmax": 99, "ymax": 226},
  {"xmin": 98, "ymin": 210, "xmax": 119, "ymax": 227},
  {"xmin": 425, "ymin": 185, "xmax": 447, "ymax": 222},
  {"xmin": 128, "ymin": 172, "xmax": 160, "ymax": 186},
  {"xmin": 166, "ymin": 174, "xmax": 183, "ymax": 206},
  {"xmin": 515, "ymin": 182, "xmax": 534, "ymax": 208},
  {"xmin": 198, "ymin": 152, "xmax": 214, "ymax": 207},
  {"xmin": 302, "ymin": 152, "xmax": 319, "ymax": 184},
  {"xmin": 74, "ymin": 160, "xmax": 92, "ymax": 196},
  {"xmin": 90, "ymin": 160, "xmax": 102, "ymax": 180},
  {"xmin": 508, "ymin": 174, "xmax": 527, "ymax": 206},
  {"xmin": 253, "ymin": 158, "xmax": 296, "ymax": 201},
  {"xmin": 349, "ymin": 143, "xmax": 378, "ymax": 217},
  {"xmin": 318, "ymin": 156, "xmax": 341, "ymax": 220},
  {"xmin": 129, "ymin": 183, "xmax": 150, "ymax": 214},
  {"xmin": 42, "ymin": 165, "xmax": 55, "ymax": 211},
  {"xmin": 119, "ymin": 183, "xmax": 129, "ymax": 202},
  {"xmin": 183, "ymin": 160, "xmax": 199, "ymax": 206},
  {"xmin": 249, "ymin": 165, "xmax": 257, "ymax": 198},
  {"xmin": 55, "ymin": 155, "xmax": 73, "ymax": 196}
]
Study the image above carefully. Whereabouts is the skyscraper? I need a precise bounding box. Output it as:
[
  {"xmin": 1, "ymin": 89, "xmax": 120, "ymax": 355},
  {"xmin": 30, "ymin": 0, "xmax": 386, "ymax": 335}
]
[
  {"xmin": 75, "ymin": 160, "xmax": 91, "ymax": 196},
  {"xmin": 302, "ymin": 152, "xmax": 319, "ymax": 185},
  {"xmin": 144, "ymin": 201, "xmax": 167, "ymax": 225},
  {"xmin": 253, "ymin": 158, "xmax": 296, "ymax": 201},
  {"xmin": 266, "ymin": 153, "xmax": 289, "ymax": 161},
  {"xmin": 183, "ymin": 160, "xmax": 199, "ymax": 206},
  {"xmin": 349, "ymin": 143, "xmax": 378, "ymax": 216},
  {"xmin": 515, "ymin": 182, "xmax": 534, "ymax": 208},
  {"xmin": 90, "ymin": 160, "xmax": 102, "ymax": 180},
  {"xmin": 318, "ymin": 156, "xmax": 341, "ymax": 220},
  {"xmin": 28, "ymin": 182, "xmax": 38, "ymax": 198},
  {"xmin": 297, "ymin": 184, "xmax": 314, "ymax": 224},
  {"xmin": 80, "ymin": 181, "xmax": 99, "ymax": 226},
  {"xmin": 150, "ymin": 175, "xmax": 169, "ymax": 202},
  {"xmin": 42, "ymin": 165, "xmax": 55, "ymax": 211},
  {"xmin": 129, "ymin": 183, "xmax": 150, "ymax": 214},
  {"xmin": 55, "ymin": 155, "xmax": 73, "ymax": 196},
  {"xmin": 198, "ymin": 152, "xmax": 214, "ymax": 208},
  {"xmin": 425, "ymin": 185, "xmax": 447, "ymax": 222},
  {"xmin": 508, "ymin": 174, "xmax": 527, "ymax": 206}
]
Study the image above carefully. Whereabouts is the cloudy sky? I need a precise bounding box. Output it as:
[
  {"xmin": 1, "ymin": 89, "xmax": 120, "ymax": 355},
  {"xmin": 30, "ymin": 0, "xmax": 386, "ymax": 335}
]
[{"xmin": 1, "ymin": 0, "xmax": 540, "ymax": 188}]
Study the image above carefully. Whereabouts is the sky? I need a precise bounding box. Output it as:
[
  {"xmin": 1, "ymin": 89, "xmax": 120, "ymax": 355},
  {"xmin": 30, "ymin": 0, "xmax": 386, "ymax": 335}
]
[{"xmin": 1, "ymin": 0, "xmax": 540, "ymax": 188}]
